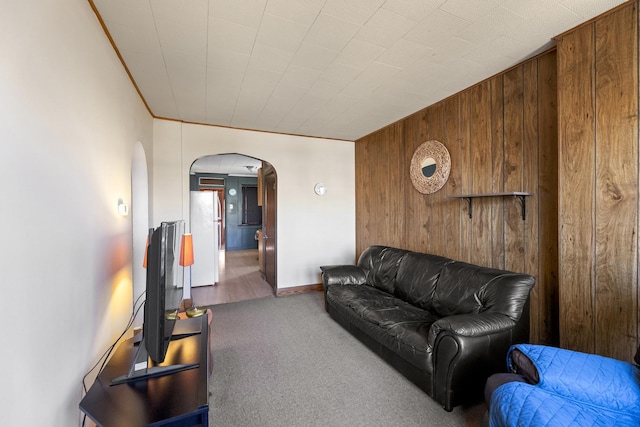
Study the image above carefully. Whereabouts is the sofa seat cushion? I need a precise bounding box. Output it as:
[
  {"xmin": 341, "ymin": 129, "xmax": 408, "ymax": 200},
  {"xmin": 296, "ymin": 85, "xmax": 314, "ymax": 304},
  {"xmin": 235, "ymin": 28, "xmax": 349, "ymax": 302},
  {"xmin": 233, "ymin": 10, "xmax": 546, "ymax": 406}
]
[{"xmin": 326, "ymin": 284, "xmax": 440, "ymax": 372}]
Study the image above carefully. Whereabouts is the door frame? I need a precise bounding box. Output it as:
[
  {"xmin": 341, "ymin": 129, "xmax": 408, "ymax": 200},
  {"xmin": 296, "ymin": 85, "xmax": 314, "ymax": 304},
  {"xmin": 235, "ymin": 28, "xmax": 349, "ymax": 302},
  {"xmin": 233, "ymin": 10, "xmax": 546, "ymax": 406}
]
[
  {"xmin": 188, "ymin": 153, "xmax": 277, "ymax": 292},
  {"xmin": 261, "ymin": 161, "xmax": 277, "ymax": 290}
]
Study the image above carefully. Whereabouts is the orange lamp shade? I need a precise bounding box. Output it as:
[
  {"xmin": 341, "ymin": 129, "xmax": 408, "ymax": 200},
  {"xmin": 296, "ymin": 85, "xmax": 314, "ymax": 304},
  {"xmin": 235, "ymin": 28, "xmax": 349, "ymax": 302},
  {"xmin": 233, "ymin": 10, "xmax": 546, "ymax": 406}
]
[
  {"xmin": 143, "ymin": 235, "xmax": 149, "ymax": 268},
  {"xmin": 179, "ymin": 233, "xmax": 194, "ymax": 267}
]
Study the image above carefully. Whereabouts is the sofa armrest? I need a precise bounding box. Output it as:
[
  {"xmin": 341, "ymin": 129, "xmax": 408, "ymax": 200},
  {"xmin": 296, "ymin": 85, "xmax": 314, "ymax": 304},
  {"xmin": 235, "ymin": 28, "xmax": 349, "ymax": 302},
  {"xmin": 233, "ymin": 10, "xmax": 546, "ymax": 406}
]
[
  {"xmin": 427, "ymin": 312, "xmax": 520, "ymax": 410},
  {"xmin": 320, "ymin": 265, "xmax": 368, "ymax": 287},
  {"xmin": 320, "ymin": 265, "xmax": 368, "ymax": 312},
  {"xmin": 507, "ymin": 344, "xmax": 640, "ymax": 414},
  {"xmin": 428, "ymin": 312, "xmax": 516, "ymax": 344}
]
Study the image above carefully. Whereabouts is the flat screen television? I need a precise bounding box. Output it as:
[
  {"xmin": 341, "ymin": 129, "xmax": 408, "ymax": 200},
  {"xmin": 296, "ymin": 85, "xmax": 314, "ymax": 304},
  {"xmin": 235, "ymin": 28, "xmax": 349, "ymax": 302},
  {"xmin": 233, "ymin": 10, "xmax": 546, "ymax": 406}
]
[{"xmin": 111, "ymin": 221, "xmax": 199, "ymax": 385}]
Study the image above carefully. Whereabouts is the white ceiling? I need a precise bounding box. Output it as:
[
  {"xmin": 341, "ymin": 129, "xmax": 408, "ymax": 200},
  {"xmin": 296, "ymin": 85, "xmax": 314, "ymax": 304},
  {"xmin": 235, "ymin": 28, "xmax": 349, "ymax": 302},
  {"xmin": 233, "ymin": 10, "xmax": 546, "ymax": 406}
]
[
  {"xmin": 92, "ymin": 0, "xmax": 626, "ymax": 141},
  {"xmin": 191, "ymin": 153, "xmax": 262, "ymax": 175}
]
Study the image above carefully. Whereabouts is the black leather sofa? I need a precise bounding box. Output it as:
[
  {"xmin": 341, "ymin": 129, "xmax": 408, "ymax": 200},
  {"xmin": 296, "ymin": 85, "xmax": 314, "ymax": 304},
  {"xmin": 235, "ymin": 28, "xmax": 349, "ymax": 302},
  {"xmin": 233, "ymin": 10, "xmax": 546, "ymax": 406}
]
[{"xmin": 320, "ymin": 245, "xmax": 535, "ymax": 411}]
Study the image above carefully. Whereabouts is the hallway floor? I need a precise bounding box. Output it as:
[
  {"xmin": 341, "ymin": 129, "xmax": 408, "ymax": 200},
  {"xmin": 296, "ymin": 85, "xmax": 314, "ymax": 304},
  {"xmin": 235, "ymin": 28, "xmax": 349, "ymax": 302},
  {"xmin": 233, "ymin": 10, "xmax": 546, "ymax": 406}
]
[{"xmin": 190, "ymin": 249, "xmax": 274, "ymax": 306}]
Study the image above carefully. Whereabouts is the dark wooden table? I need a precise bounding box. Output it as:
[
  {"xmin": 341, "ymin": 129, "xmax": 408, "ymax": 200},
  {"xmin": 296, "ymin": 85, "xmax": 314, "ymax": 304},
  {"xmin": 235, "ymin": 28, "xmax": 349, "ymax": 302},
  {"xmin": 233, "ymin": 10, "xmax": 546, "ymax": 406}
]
[{"xmin": 80, "ymin": 316, "xmax": 209, "ymax": 427}]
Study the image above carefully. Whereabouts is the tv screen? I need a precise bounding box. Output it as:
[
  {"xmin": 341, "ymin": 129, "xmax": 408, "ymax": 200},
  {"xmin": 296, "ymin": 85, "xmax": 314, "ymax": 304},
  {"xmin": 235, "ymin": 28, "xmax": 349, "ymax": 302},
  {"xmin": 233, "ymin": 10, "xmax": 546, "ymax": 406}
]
[
  {"xmin": 144, "ymin": 221, "xmax": 183, "ymax": 363},
  {"xmin": 111, "ymin": 220, "xmax": 200, "ymax": 385}
]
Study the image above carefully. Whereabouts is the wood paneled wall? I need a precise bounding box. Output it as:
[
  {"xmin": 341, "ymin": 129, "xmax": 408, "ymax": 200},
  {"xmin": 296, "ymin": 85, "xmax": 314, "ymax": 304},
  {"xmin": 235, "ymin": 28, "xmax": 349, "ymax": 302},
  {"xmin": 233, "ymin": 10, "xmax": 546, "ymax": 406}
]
[
  {"xmin": 355, "ymin": 51, "xmax": 559, "ymax": 345},
  {"xmin": 558, "ymin": 2, "xmax": 639, "ymax": 361}
]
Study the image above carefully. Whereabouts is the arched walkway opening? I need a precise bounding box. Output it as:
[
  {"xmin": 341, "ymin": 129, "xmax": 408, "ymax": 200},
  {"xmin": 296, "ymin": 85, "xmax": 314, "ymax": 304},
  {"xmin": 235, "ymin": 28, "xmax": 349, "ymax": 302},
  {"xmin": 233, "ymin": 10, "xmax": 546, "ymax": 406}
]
[{"xmin": 188, "ymin": 153, "xmax": 277, "ymax": 306}]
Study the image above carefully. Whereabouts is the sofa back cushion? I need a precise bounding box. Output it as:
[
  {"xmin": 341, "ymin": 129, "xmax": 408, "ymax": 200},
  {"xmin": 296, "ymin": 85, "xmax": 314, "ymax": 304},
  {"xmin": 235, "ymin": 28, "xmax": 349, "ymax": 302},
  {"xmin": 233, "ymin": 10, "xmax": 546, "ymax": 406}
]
[
  {"xmin": 394, "ymin": 252, "xmax": 453, "ymax": 311},
  {"xmin": 357, "ymin": 245, "xmax": 407, "ymax": 294},
  {"xmin": 433, "ymin": 262, "xmax": 534, "ymax": 318}
]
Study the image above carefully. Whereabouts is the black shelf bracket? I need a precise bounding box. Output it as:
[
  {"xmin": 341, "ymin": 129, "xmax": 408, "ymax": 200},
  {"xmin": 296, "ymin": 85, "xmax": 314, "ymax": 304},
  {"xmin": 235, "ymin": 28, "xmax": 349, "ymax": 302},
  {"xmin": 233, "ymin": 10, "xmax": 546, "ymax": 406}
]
[
  {"xmin": 448, "ymin": 192, "xmax": 532, "ymax": 221},
  {"xmin": 517, "ymin": 194, "xmax": 527, "ymax": 221},
  {"xmin": 463, "ymin": 197, "xmax": 472, "ymax": 219}
]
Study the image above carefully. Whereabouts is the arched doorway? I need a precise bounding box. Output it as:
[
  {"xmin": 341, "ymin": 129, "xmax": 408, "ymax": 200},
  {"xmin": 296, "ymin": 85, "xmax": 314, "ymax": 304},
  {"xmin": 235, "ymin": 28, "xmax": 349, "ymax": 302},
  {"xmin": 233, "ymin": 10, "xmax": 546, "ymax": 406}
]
[{"xmin": 188, "ymin": 153, "xmax": 277, "ymax": 305}]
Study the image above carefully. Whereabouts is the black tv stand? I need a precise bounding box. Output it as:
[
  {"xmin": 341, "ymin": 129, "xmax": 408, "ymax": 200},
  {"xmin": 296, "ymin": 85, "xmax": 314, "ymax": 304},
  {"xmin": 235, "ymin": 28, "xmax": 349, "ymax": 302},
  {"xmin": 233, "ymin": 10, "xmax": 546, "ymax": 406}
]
[
  {"xmin": 171, "ymin": 317, "xmax": 203, "ymax": 338},
  {"xmin": 80, "ymin": 316, "xmax": 209, "ymax": 426},
  {"xmin": 111, "ymin": 318, "xmax": 204, "ymax": 385},
  {"xmin": 110, "ymin": 338, "xmax": 198, "ymax": 385},
  {"xmin": 131, "ymin": 319, "xmax": 201, "ymax": 346}
]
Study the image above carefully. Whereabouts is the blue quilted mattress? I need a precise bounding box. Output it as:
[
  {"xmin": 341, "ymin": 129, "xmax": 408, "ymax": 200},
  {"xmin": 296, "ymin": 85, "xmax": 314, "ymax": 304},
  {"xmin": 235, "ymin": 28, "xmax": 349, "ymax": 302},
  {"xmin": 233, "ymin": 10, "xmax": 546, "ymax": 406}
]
[{"xmin": 490, "ymin": 344, "xmax": 640, "ymax": 427}]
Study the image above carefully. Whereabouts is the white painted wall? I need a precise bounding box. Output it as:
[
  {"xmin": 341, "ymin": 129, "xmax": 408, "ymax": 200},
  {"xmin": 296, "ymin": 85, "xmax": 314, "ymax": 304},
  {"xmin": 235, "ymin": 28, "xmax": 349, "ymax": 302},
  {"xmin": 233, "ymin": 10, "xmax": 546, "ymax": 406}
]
[
  {"xmin": 0, "ymin": 1, "xmax": 153, "ymax": 425},
  {"xmin": 153, "ymin": 120, "xmax": 185, "ymax": 225},
  {"xmin": 153, "ymin": 120, "xmax": 356, "ymax": 289},
  {"xmin": 0, "ymin": 1, "xmax": 354, "ymax": 424},
  {"xmin": 132, "ymin": 142, "xmax": 150, "ymax": 327}
]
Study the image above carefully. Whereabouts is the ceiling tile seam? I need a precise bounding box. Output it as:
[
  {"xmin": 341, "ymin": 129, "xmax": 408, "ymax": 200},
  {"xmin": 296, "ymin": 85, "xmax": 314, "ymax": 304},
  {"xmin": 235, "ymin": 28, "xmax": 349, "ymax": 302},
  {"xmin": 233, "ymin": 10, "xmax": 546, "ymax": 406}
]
[
  {"xmin": 246, "ymin": 5, "xmax": 392, "ymax": 128},
  {"xmin": 269, "ymin": 53, "xmax": 345, "ymax": 133},
  {"xmin": 436, "ymin": 2, "xmax": 506, "ymax": 27},
  {"xmin": 149, "ymin": 0, "xmax": 181, "ymax": 120},
  {"xmin": 286, "ymin": 55, "xmax": 394, "ymax": 133},
  {"xmin": 204, "ymin": 0, "xmax": 211, "ymax": 122},
  {"xmin": 501, "ymin": 2, "xmax": 581, "ymax": 23},
  {"xmin": 557, "ymin": 3, "xmax": 585, "ymax": 24},
  {"xmin": 361, "ymin": 4, "xmax": 415, "ymax": 27},
  {"xmin": 445, "ymin": 34, "xmax": 484, "ymax": 54},
  {"xmin": 255, "ymin": 9, "xmax": 337, "ymax": 130},
  {"xmin": 282, "ymin": 30, "xmax": 398, "ymax": 124},
  {"xmin": 228, "ymin": 0, "xmax": 269, "ymax": 126},
  {"xmin": 379, "ymin": 1, "xmax": 444, "ymax": 22},
  {"xmin": 295, "ymin": 96, "xmax": 360, "ymax": 133},
  {"xmin": 220, "ymin": 5, "xmax": 407, "ymax": 131},
  {"xmin": 292, "ymin": 59, "xmax": 407, "ymax": 132},
  {"xmin": 431, "ymin": 5, "xmax": 474, "ymax": 36},
  {"xmin": 320, "ymin": 10, "xmax": 373, "ymax": 28},
  {"xmin": 352, "ymin": 11, "xmax": 422, "ymax": 53},
  {"xmin": 328, "ymin": 41, "xmax": 402, "ymax": 94}
]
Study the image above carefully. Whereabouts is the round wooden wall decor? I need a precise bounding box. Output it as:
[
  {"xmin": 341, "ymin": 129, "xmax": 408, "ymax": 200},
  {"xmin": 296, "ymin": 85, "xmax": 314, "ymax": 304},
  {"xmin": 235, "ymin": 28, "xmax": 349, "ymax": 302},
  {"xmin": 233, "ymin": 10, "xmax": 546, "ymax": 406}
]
[{"xmin": 410, "ymin": 140, "xmax": 451, "ymax": 194}]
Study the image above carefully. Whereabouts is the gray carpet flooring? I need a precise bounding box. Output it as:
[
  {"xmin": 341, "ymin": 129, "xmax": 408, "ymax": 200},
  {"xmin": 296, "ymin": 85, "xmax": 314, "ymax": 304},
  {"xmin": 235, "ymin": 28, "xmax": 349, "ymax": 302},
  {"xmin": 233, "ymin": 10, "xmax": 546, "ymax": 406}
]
[{"xmin": 208, "ymin": 291, "xmax": 486, "ymax": 427}]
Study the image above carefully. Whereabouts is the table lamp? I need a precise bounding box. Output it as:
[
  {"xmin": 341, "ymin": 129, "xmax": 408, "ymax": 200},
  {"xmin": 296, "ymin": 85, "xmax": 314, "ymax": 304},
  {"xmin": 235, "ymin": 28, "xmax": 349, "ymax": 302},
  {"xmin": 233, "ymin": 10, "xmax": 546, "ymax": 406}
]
[
  {"xmin": 143, "ymin": 235, "xmax": 149, "ymax": 268},
  {"xmin": 179, "ymin": 233, "xmax": 194, "ymax": 268},
  {"xmin": 180, "ymin": 234, "xmax": 205, "ymax": 318}
]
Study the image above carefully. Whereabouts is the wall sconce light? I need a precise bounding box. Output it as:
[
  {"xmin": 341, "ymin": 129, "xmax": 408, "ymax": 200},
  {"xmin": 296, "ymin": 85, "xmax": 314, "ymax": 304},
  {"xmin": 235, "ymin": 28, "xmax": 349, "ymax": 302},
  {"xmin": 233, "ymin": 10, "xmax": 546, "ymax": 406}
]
[
  {"xmin": 314, "ymin": 183, "xmax": 327, "ymax": 196},
  {"xmin": 117, "ymin": 198, "xmax": 129, "ymax": 216}
]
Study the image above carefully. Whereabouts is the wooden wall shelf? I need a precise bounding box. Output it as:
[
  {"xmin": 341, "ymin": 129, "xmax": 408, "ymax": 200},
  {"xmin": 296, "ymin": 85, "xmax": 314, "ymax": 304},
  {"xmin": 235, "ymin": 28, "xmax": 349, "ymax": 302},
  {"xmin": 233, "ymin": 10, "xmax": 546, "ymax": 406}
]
[{"xmin": 449, "ymin": 192, "xmax": 532, "ymax": 220}]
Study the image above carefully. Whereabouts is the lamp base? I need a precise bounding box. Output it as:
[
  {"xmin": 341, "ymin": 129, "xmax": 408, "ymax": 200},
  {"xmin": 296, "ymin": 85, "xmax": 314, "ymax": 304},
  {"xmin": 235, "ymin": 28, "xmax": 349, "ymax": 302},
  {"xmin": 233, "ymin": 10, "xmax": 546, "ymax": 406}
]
[{"xmin": 186, "ymin": 306, "xmax": 206, "ymax": 318}]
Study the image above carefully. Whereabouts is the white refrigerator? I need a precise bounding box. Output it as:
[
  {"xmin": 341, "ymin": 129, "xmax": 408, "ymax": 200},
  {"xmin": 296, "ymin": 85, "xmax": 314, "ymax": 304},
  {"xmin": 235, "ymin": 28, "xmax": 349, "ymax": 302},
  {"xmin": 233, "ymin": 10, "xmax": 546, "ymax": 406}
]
[{"xmin": 190, "ymin": 191, "xmax": 220, "ymax": 286}]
